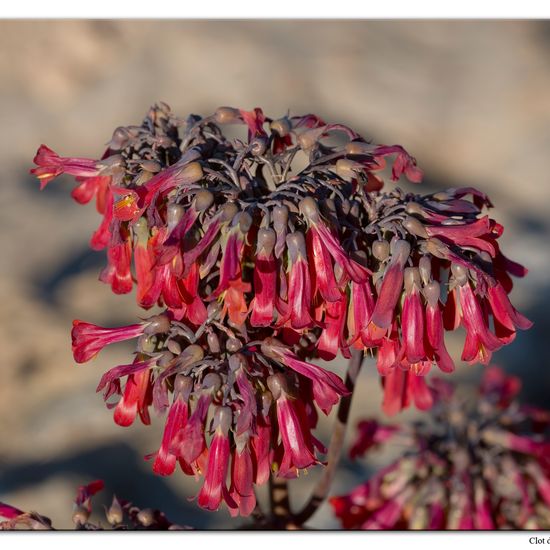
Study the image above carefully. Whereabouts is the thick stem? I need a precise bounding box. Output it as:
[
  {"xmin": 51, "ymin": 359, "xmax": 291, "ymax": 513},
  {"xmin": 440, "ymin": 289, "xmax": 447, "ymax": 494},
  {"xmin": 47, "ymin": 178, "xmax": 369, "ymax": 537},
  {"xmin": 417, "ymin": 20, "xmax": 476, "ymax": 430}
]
[
  {"xmin": 269, "ymin": 475, "xmax": 298, "ymax": 529},
  {"xmin": 293, "ymin": 348, "xmax": 365, "ymax": 526}
]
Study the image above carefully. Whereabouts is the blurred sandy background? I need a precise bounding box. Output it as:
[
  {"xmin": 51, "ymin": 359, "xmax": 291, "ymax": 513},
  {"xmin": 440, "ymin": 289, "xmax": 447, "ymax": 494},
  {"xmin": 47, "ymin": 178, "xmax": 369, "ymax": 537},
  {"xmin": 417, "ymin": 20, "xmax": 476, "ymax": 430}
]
[{"xmin": 0, "ymin": 20, "xmax": 549, "ymax": 529}]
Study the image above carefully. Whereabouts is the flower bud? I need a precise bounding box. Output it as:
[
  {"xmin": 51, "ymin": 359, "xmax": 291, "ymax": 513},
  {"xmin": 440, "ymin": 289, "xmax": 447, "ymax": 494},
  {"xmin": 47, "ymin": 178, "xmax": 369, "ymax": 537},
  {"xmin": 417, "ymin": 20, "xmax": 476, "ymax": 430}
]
[
  {"xmin": 335, "ymin": 159, "xmax": 360, "ymax": 180},
  {"xmin": 179, "ymin": 161, "xmax": 203, "ymax": 183},
  {"xmin": 299, "ymin": 196, "xmax": 320, "ymax": 222},
  {"xmin": 174, "ymin": 374, "xmax": 193, "ymax": 398},
  {"xmin": 402, "ymin": 216, "xmax": 428, "ymax": 238},
  {"xmin": 136, "ymin": 508, "xmax": 154, "ymax": 527},
  {"xmin": 250, "ymin": 137, "xmax": 268, "ymax": 156},
  {"xmin": 220, "ymin": 202, "xmax": 239, "ymax": 222},
  {"xmin": 72, "ymin": 505, "xmax": 90, "ymax": 526},
  {"xmin": 207, "ymin": 332, "xmax": 221, "ymax": 353},
  {"xmin": 267, "ymin": 373, "xmax": 288, "ymax": 400},
  {"xmin": 167, "ymin": 339, "xmax": 182, "ymax": 355},
  {"xmin": 214, "ymin": 106, "xmax": 240, "ymax": 124},
  {"xmin": 270, "ymin": 117, "xmax": 291, "ymax": 137},
  {"xmin": 418, "ymin": 256, "xmax": 432, "ymax": 285},
  {"xmin": 373, "ymin": 240, "xmax": 390, "ymax": 261},
  {"xmin": 257, "ymin": 227, "xmax": 276, "ymax": 256},
  {"xmin": 144, "ymin": 314, "xmax": 171, "ymax": 335},
  {"xmin": 106, "ymin": 496, "xmax": 124, "ymax": 525},
  {"xmin": 226, "ymin": 337, "xmax": 242, "ymax": 353},
  {"xmin": 167, "ymin": 203, "xmax": 185, "ymax": 231},
  {"xmin": 194, "ymin": 190, "xmax": 214, "ymax": 212},
  {"xmin": 140, "ymin": 160, "xmax": 161, "ymax": 173},
  {"xmin": 451, "ymin": 263, "xmax": 468, "ymax": 286},
  {"xmin": 202, "ymin": 372, "xmax": 222, "ymax": 392},
  {"xmin": 345, "ymin": 141, "xmax": 371, "ymax": 156},
  {"xmin": 213, "ymin": 405, "xmax": 233, "ymax": 433}
]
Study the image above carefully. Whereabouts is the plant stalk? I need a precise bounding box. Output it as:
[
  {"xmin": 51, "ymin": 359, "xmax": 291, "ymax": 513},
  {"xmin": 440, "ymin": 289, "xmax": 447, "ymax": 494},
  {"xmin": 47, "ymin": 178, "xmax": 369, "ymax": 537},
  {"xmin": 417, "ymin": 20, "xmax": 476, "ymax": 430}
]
[{"xmin": 293, "ymin": 348, "xmax": 365, "ymax": 527}]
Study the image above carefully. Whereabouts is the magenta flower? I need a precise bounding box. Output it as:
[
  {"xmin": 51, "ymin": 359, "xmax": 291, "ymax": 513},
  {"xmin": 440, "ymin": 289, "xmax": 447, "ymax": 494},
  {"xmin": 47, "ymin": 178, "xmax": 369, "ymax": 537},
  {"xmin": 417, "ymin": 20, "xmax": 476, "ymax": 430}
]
[{"xmin": 31, "ymin": 145, "xmax": 100, "ymax": 189}]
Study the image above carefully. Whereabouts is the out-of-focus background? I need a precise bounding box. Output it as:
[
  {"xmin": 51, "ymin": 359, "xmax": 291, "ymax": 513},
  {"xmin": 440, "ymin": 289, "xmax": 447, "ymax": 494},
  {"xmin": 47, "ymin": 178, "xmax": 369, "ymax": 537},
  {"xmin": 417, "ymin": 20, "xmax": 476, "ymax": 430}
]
[{"xmin": 0, "ymin": 20, "xmax": 549, "ymax": 529}]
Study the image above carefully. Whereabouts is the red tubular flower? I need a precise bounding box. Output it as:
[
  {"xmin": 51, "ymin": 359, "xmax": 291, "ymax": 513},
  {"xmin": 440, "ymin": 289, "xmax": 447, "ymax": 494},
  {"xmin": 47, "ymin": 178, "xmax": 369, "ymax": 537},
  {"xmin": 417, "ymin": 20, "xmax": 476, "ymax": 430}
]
[
  {"xmin": 31, "ymin": 145, "xmax": 100, "ymax": 189},
  {"xmin": 317, "ymin": 295, "xmax": 350, "ymax": 361},
  {"xmin": 373, "ymin": 144, "xmax": 423, "ymax": 183},
  {"xmin": 113, "ymin": 367, "xmax": 152, "ymax": 427},
  {"xmin": 457, "ymin": 281, "xmax": 502, "ymax": 364},
  {"xmin": 100, "ymin": 239, "xmax": 133, "ymax": 295},
  {"xmin": 0, "ymin": 503, "xmax": 25, "ymax": 520},
  {"xmin": 197, "ymin": 406, "xmax": 233, "ymax": 511},
  {"xmin": 300, "ymin": 197, "xmax": 369, "ymax": 284},
  {"xmin": 307, "ymin": 224, "xmax": 344, "ymax": 300},
  {"xmin": 424, "ymin": 281, "xmax": 455, "ymax": 373},
  {"xmin": 71, "ymin": 175, "xmax": 110, "ymax": 212},
  {"xmin": 95, "ymin": 355, "xmax": 157, "ymax": 404},
  {"xmin": 71, "ymin": 320, "xmax": 145, "ymax": 363},
  {"xmin": 89, "ymin": 188, "xmax": 114, "ymax": 251},
  {"xmin": 152, "ymin": 377, "xmax": 192, "ymax": 475},
  {"xmin": 382, "ymin": 366, "xmax": 433, "ymax": 416},
  {"xmin": 213, "ymin": 212, "xmax": 252, "ymax": 296},
  {"xmin": 267, "ymin": 375, "xmax": 318, "ymax": 477},
  {"xmin": 348, "ymin": 280, "xmax": 375, "ymax": 349},
  {"xmin": 487, "ymin": 282, "xmax": 533, "ymax": 334},
  {"xmin": 221, "ymin": 278, "xmax": 251, "ymax": 327},
  {"xmin": 238, "ymin": 107, "xmax": 267, "ymax": 140},
  {"xmin": 398, "ymin": 268, "xmax": 425, "ymax": 365},
  {"xmin": 172, "ymin": 376, "xmax": 221, "ymax": 467},
  {"xmin": 278, "ymin": 231, "xmax": 315, "ymax": 330},
  {"xmin": 228, "ymin": 434, "xmax": 257, "ymax": 517},
  {"xmin": 370, "ymin": 240, "xmax": 411, "ymax": 330},
  {"xmin": 250, "ymin": 228, "xmax": 278, "ymax": 327},
  {"xmin": 263, "ymin": 338, "xmax": 349, "ymax": 414}
]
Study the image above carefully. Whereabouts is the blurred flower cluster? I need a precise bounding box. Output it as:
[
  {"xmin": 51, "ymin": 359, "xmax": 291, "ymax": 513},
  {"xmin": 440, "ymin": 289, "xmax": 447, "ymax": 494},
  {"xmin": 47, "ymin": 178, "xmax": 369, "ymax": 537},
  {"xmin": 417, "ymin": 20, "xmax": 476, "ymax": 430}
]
[
  {"xmin": 31, "ymin": 104, "xmax": 530, "ymax": 516},
  {"xmin": 331, "ymin": 367, "xmax": 550, "ymax": 530},
  {"xmin": 0, "ymin": 480, "xmax": 188, "ymax": 530}
]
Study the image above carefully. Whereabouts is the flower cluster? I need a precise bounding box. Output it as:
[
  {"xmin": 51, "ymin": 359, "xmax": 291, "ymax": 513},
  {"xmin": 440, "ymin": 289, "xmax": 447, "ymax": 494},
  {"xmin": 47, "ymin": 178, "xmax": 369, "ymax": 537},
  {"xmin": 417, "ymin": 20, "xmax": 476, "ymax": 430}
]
[
  {"xmin": 0, "ymin": 480, "xmax": 187, "ymax": 530},
  {"xmin": 32, "ymin": 104, "xmax": 531, "ymax": 514},
  {"xmin": 331, "ymin": 367, "xmax": 550, "ymax": 530}
]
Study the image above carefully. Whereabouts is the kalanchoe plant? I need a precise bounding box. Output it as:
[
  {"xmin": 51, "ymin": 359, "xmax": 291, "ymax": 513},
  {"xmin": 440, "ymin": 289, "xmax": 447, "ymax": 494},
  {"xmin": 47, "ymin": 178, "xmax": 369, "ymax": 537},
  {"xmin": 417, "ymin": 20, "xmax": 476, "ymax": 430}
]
[
  {"xmin": 331, "ymin": 367, "xmax": 550, "ymax": 530},
  {"xmin": 0, "ymin": 480, "xmax": 190, "ymax": 530},
  {"xmin": 28, "ymin": 103, "xmax": 531, "ymax": 527}
]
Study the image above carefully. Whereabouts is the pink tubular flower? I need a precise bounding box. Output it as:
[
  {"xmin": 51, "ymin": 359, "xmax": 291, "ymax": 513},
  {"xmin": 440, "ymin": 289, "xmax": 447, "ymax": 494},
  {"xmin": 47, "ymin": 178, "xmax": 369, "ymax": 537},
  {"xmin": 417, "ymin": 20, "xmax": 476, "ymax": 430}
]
[
  {"xmin": 113, "ymin": 367, "xmax": 152, "ymax": 427},
  {"xmin": 262, "ymin": 338, "xmax": 349, "ymax": 414},
  {"xmin": 0, "ymin": 503, "xmax": 25, "ymax": 520},
  {"xmin": 398, "ymin": 268, "xmax": 425, "ymax": 365},
  {"xmin": 457, "ymin": 281, "xmax": 502, "ymax": 364},
  {"xmin": 250, "ymin": 228, "xmax": 278, "ymax": 327},
  {"xmin": 267, "ymin": 375, "xmax": 318, "ymax": 478},
  {"xmin": 228, "ymin": 435, "xmax": 257, "ymax": 517},
  {"xmin": 370, "ymin": 240, "xmax": 411, "ymax": 330},
  {"xmin": 424, "ymin": 281, "xmax": 455, "ymax": 373},
  {"xmin": 277, "ymin": 232, "xmax": 315, "ymax": 329},
  {"xmin": 31, "ymin": 145, "xmax": 100, "ymax": 189},
  {"xmin": 382, "ymin": 366, "xmax": 433, "ymax": 416},
  {"xmin": 71, "ymin": 320, "xmax": 146, "ymax": 363},
  {"xmin": 373, "ymin": 144, "xmax": 423, "ymax": 183},
  {"xmin": 197, "ymin": 406, "xmax": 233, "ymax": 511}
]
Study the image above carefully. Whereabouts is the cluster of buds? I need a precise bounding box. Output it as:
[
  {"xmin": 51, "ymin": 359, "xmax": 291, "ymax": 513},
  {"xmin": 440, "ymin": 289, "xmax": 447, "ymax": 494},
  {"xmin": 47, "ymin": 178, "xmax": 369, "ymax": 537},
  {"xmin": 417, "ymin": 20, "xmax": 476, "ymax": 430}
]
[
  {"xmin": 32, "ymin": 104, "xmax": 531, "ymax": 514},
  {"xmin": 331, "ymin": 367, "xmax": 550, "ymax": 530},
  {"xmin": 0, "ymin": 480, "xmax": 187, "ymax": 530}
]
